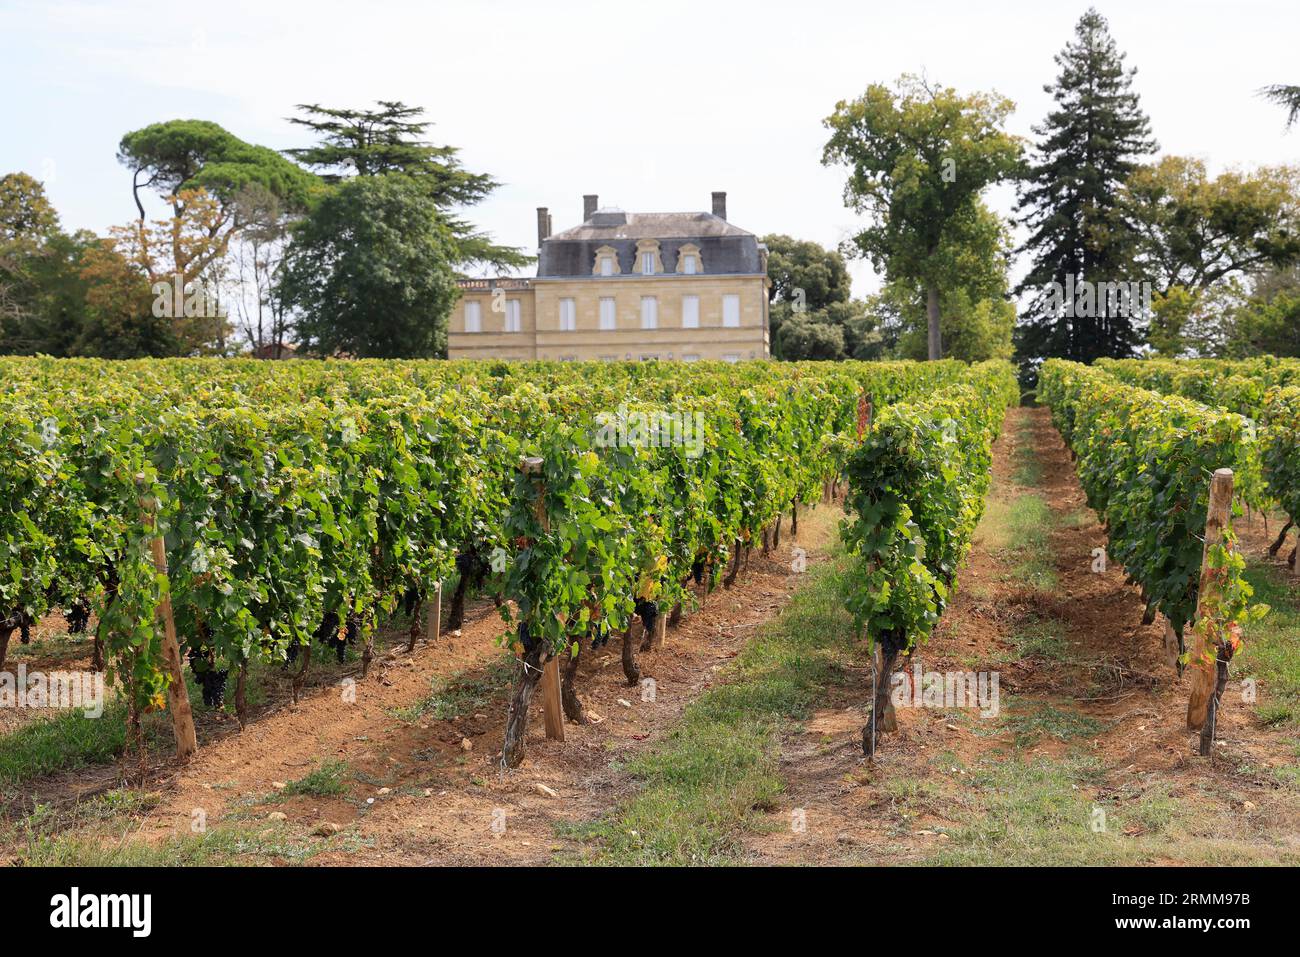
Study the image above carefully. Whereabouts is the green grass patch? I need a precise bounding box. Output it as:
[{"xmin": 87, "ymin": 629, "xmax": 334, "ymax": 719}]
[
  {"xmin": 922, "ymin": 754, "xmax": 1300, "ymax": 865},
  {"xmin": 394, "ymin": 653, "xmax": 517, "ymax": 722},
  {"xmin": 1236, "ymin": 562, "xmax": 1300, "ymax": 726},
  {"xmin": 568, "ymin": 546, "xmax": 856, "ymax": 865},
  {"xmin": 270, "ymin": 760, "xmax": 351, "ymax": 800},
  {"xmin": 1001, "ymin": 701, "xmax": 1105, "ymax": 748},
  {"xmin": 1001, "ymin": 615, "xmax": 1072, "ymax": 663}
]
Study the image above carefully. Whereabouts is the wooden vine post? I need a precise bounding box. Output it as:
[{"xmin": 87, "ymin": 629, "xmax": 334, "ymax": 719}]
[
  {"xmin": 426, "ymin": 581, "xmax": 442, "ymax": 643},
  {"xmin": 1186, "ymin": 468, "xmax": 1234, "ymax": 755},
  {"xmin": 522, "ymin": 456, "xmax": 565, "ymax": 743},
  {"xmin": 139, "ymin": 488, "xmax": 198, "ymax": 762}
]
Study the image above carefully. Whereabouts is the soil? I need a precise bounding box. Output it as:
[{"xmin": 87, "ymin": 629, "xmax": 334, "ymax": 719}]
[
  {"xmin": 738, "ymin": 406, "xmax": 1300, "ymax": 864},
  {"xmin": 8, "ymin": 507, "xmax": 841, "ymax": 864}
]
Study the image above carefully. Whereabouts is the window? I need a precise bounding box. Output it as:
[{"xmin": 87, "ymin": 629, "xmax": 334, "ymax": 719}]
[
  {"xmin": 682, "ymin": 353, "xmax": 700, "ymax": 363},
  {"xmin": 723, "ymin": 353, "xmax": 741, "ymax": 364},
  {"xmin": 722, "ymin": 294, "xmax": 740, "ymax": 328},
  {"xmin": 681, "ymin": 295, "xmax": 699, "ymax": 329},
  {"xmin": 505, "ymin": 299, "xmax": 522, "ymax": 333},
  {"xmin": 464, "ymin": 300, "xmax": 481, "ymax": 333},
  {"xmin": 599, "ymin": 297, "xmax": 616, "ymax": 330},
  {"xmin": 559, "ymin": 298, "xmax": 576, "ymax": 331},
  {"xmin": 676, "ymin": 243, "xmax": 702, "ymax": 275},
  {"xmin": 640, "ymin": 296, "xmax": 658, "ymax": 329},
  {"xmin": 639, "ymin": 354, "xmax": 660, "ymax": 362},
  {"xmin": 634, "ymin": 239, "xmax": 662, "ymax": 275},
  {"xmin": 594, "ymin": 245, "xmax": 620, "ymax": 276}
]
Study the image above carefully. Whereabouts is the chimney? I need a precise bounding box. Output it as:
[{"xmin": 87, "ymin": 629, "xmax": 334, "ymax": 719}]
[
  {"xmin": 536, "ymin": 207, "xmax": 551, "ymax": 247},
  {"xmin": 712, "ymin": 191, "xmax": 727, "ymax": 219},
  {"xmin": 583, "ymin": 194, "xmax": 598, "ymax": 220}
]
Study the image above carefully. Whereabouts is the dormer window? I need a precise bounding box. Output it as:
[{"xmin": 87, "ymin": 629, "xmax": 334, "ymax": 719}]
[
  {"xmin": 633, "ymin": 239, "xmax": 663, "ymax": 276},
  {"xmin": 593, "ymin": 245, "xmax": 620, "ymax": 276},
  {"xmin": 676, "ymin": 243, "xmax": 702, "ymax": 275}
]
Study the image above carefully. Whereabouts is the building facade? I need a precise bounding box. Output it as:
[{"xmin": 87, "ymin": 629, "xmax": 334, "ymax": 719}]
[{"xmin": 448, "ymin": 192, "xmax": 770, "ymax": 362}]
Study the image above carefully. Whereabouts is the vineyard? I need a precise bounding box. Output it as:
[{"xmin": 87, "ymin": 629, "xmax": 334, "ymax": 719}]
[
  {"xmin": 2, "ymin": 354, "xmax": 1297, "ymax": 866},
  {"xmin": 0, "ymin": 356, "xmax": 1015, "ymax": 772}
]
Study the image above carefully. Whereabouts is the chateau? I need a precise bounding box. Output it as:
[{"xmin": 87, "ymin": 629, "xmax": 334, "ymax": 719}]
[{"xmin": 448, "ymin": 192, "xmax": 771, "ymax": 361}]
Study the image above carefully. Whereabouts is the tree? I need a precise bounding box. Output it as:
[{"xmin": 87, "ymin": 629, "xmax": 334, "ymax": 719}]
[
  {"xmin": 1126, "ymin": 157, "xmax": 1300, "ymax": 294},
  {"xmin": 277, "ymin": 175, "xmax": 461, "ymax": 358},
  {"xmin": 0, "ymin": 174, "xmax": 95, "ymax": 355},
  {"xmin": 1015, "ymin": 8, "xmax": 1157, "ymax": 369},
  {"xmin": 1261, "ymin": 85, "xmax": 1300, "ymax": 129},
  {"xmin": 105, "ymin": 188, "xmax": 235, "ymax": 353},
  {"xmin": 286, "ymin": 102, "xmax": 527, "ymax": 272},
  {"xmin": 776, "ymin": 316, "xmax": 847, "ymax": 360},
  {"xmin": 870, "ymin": 199, "xmax": 1016, "ymax": 362},
  {"xmin": 226, "ymin": 185, "xmax": 294, "ymax": 357},
  {"xmin": 761, "ymin": 233, "xmax": 879, "ymax": 359},
  {"xmin": 76, "ymin": 239, "xmax": 179, "ymax": 358},
  {"xmin": 118, "ymin": 119, "xmax": 318, "ymax": 222},
  {"xmin": 823, "ymin": 74, "xmax": 1021, "ymax": 359}
]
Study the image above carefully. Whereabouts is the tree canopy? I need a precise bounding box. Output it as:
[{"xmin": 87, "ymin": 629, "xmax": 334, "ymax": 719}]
[{"xmin": 823, "ymin": 74, "xmax": 1021, "ymax": 359}]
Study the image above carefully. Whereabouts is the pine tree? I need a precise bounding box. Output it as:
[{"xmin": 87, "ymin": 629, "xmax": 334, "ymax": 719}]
[
  {"xmin": 1014, "ymin": 8, "xmax": 1157, "ymax": 368},
  {"xmin": 286, "ymin": 101, "xmax": 529, "ymax": 271}
]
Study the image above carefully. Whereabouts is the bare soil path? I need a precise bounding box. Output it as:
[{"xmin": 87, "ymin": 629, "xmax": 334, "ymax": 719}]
[{"xmin": 740, "ymin": 406, "xmax": 1300, "ymax": 865}]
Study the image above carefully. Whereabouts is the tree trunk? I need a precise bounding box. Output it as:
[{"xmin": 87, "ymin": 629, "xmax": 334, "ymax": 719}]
[
  {"xmin": 447, "ymin": 571, "xmax": 470, "ymax": 631},
  {"xmin": 926, "ymin": 285, "xmax": 942, "ymax": 361},
  {"xmin": 723, "ymin": 539, "xmax": 742, "ymax": 588},
  {"xmin": 790, "ymin": 502, "xmax": 798, "ymax": 538},
  {"xmin": 668, "ymin": 601, "xmax": 682, "ymax": 628},
  {"xmin": 1268, "ymin": 520, "xmax": 1293, "ymax": 557},
  {"xmin": 1199, "ymin": 643, "xmax": 1234, "ymax": 756},
  {"xmin": 561, "ymin": 643, "xmax": 586, "ymax": 724},
  {"xmin": 773, "ymin": 514, "xmax": 782, "ymax": 548},
  {"xmin": 406, "ymin": 596, "xmax": 423, "ymax": 653},
  {"xmin": 291, "ymin": 643, "xmax": 311, "ymax": 704},
  {"xmin": 502, "ymin": 642, "xmax": 546, "ymax": 768},
  {"xmin": 621, "ymin": 624, "xmax": 641, "ymax": 686},
  {"xmin": 863, "ymin": 643, "xmax": 902, "ymax": 757},
  {"xmin": 0, "ymin": 623, "xmax": 12, "ymax": 672},
  {"xmin": 235, "ymin": 662, "xmax": 249, "ymax": 729}
]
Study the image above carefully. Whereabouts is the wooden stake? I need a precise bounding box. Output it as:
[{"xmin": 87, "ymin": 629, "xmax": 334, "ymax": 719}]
[
  {"xmin": 1187, "ymin": 468, "xmax": 1234, "ymax": 732},
  {"xmin": 541, "ymin": 655, "xmax": 565, "ymax": 742},
  {"xmin": 140, "ymin": 494, "xmax": 198, "ymax": 761},
  {"xmin": 652, "ymin": 609, "xmax": 666, "ymax": 650},
  {"xmin": 523, "ymin": 455, "xmax": 564, "ymax": 742},
  {"xmin": 426, "ymin": 581, "xmax": 442, "ymax": 642}
]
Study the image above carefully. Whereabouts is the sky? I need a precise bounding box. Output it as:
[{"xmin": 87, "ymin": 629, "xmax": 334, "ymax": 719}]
[{"xmin": 2, "ymin": 0, "xmax": 1298, "ymax": 297}]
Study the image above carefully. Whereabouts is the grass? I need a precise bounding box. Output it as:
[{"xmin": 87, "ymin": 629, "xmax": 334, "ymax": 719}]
[
  {"xmin": 1000, "ymin": 701, "xmax": 1106, "ymax": 748},
  {"xmin": 565, "ymin": 544, "xmax": 857, "ymax": 865},
  {"xmin": 394, "ymin": 653, "xmax": 516, "ymax": 722},
  {"xmin": 269, "ymin": 760, "xmax": 352, "ymax": 800},
  {"xmin": 1001, "ymin": 615, "xmax": 1072, "ymax": 663},
  {"xmin": 0, "ymin": 699, "xmax": 180, "ymax": 801},
  {"xmin": 921, "ymin": 753, "xmax": 1300, "ymax": 866},
  {"xmin": 1236, "ymin": 561, "xmax": 1300, "ymax": 727}
]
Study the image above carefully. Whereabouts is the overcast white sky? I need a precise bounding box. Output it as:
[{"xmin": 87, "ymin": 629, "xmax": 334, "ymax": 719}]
[{"xmin": 2, "ymin": 0, "xmax": 1297, "ymax": 296}]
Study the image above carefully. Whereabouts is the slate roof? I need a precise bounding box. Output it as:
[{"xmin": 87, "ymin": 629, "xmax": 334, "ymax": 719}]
[{"xmin": 538, "ymin": 211, "xmax": 764, "ymax": 278}]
